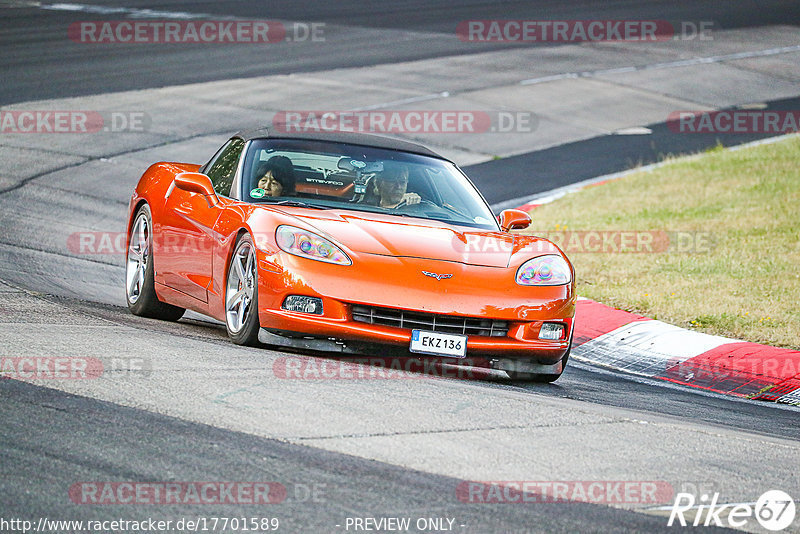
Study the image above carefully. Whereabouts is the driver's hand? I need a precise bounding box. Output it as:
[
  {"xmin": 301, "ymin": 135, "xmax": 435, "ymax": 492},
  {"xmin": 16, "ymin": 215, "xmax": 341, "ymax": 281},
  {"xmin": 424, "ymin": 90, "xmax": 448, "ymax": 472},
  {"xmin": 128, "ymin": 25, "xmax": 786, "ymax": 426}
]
[{"xmin": 402, "ymin": 193, "xmax": 421, "ymax": 205}]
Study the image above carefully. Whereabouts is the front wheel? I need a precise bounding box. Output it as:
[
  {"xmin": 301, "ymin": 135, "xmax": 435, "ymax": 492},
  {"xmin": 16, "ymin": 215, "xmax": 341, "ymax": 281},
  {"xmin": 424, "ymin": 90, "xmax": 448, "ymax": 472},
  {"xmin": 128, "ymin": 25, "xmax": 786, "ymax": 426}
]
[
  {"xmin": 126, "ymin": 204, "xmax": 185, "ymax": 321},
  {"xmin": 506, "ymin": 346, "xmax": 571, "ymax": 383},
  {"xmin": 225, "ymin": 233, "xmax": 261, "ymax": 346}
]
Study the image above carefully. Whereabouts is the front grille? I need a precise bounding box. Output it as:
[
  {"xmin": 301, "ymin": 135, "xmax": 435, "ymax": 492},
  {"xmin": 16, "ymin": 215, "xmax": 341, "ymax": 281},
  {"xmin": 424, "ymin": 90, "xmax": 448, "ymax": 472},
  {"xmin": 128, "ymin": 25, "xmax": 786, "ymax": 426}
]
[{"xmin": 351, "ymin": 305, "xmax": 509, "ymax": 337}]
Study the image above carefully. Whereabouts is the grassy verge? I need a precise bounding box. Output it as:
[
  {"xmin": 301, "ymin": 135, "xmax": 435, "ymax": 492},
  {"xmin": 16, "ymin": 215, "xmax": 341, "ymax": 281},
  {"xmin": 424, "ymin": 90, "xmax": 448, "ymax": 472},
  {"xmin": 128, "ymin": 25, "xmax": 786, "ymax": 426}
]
[{"xmin": 522, "ymin": 135, "xmax": 800, "ymax": 350}]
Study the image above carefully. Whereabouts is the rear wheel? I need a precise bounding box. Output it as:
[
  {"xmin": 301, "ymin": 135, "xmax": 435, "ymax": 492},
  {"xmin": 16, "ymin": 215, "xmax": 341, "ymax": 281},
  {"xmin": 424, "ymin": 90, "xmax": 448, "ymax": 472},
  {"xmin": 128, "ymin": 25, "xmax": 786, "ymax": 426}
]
[
  {"xmin": 225, "ymin": 233, "xmax": 261, "ymax": 346},
  {"xmin": 126, "ymin": 204, "xmax": 185, "ymax": 321}
]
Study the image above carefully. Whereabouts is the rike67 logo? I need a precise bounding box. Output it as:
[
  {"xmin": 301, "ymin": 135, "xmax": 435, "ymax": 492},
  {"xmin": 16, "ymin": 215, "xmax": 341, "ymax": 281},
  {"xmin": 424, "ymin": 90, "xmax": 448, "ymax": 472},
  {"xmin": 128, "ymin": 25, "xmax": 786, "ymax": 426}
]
[{"xmin": 668, "ymin": 490, "xmax": 795, "ymax": 531}]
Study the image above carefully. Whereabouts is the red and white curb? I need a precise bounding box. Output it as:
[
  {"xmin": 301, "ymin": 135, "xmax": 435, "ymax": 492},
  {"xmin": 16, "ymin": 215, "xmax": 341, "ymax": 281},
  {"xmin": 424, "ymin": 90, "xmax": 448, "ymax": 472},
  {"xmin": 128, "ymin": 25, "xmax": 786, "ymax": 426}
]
[{"xmin": 571, "ymin": 298, "xmax": 800, "ymax": 405}]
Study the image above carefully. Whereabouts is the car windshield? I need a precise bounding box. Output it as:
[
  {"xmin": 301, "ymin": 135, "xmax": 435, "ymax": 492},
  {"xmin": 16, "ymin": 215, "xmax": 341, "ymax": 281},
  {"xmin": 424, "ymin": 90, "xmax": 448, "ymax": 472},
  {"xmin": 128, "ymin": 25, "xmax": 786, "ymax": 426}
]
[{"xmin": 241, "ymin": 139, "xmax": 499, "ymax": 230}]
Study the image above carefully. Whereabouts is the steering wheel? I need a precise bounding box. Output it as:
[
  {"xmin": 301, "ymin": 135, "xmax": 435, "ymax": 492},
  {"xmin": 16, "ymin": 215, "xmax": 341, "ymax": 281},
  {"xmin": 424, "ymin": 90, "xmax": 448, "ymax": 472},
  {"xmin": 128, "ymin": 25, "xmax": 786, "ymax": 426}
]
[
  {"xmin": 395, "ymin": 198, "xmax": 434, "ymax": 209},
  {"xmin": 395, "ymin": 199, "xmax": 457, "ymax": 219}
]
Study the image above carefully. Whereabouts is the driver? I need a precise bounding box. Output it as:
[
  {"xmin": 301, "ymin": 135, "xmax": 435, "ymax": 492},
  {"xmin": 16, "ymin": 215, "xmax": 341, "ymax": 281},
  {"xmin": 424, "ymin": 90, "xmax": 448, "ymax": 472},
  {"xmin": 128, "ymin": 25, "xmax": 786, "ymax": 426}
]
[
  {"xmin": 254, "ymin": 155, "xmax": 296, "ymax": 197},
  {"xmin": 371, "ymin": 162, "xmax": 421, "ymax": 209}
]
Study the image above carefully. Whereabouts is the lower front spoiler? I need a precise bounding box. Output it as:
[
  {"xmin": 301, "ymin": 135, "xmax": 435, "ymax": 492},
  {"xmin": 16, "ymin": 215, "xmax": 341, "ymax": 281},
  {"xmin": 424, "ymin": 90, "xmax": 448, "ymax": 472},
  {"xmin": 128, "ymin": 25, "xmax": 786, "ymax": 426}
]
[
  {"xmin": 491, "ymin": 357, "xmax": 564, "ymax": 376},
  {"xmin": 258, "ymin": 328, "xmax": 565, "ymax": 377},
  {"xmin": 258, "ymin": 328, "xmax": 384, "ymax": 355}
]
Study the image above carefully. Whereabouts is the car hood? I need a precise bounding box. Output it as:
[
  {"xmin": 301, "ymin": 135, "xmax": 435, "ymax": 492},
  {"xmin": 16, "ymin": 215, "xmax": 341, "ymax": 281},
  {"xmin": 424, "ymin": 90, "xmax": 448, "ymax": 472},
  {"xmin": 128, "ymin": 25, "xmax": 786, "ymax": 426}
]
[{"xmin": 279, "ymin": 209, "xmax": 560, "ymax": 268}]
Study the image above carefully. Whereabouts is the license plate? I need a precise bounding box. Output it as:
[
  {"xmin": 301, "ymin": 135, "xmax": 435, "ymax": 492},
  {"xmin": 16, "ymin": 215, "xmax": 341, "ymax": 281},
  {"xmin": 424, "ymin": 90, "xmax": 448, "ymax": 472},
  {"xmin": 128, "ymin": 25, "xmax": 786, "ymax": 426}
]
[{"xmin": 410, "ymin": 330, "xmax": 468, "ymax": 358}]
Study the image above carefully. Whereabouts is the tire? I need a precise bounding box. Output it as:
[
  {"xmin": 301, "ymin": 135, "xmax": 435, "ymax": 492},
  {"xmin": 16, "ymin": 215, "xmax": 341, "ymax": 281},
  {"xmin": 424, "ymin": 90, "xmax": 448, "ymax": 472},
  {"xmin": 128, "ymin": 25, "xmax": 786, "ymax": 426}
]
[
  {"xmin": 506, "ymin": 345, "xmax": 571, "ymax": 383},
  {"xmin": 126, "ymin": 204, "xmax": 185, "ymax": 321},
  {"xmin": 224, "ymin": 233, "xmax": 261, "ymax": 346}
]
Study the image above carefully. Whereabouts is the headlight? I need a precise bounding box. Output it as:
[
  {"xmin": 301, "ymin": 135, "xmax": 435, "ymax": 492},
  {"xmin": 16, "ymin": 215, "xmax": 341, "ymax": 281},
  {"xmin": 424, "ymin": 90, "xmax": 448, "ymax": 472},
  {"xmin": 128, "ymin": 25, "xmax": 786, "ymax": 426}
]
[
  {"xmin": 516, "ymin": 255, "xmax": 571, "ymax": 286},
  {"xmin": 276, "ymin": 225, "xmax": 351, "ymax": 265}
]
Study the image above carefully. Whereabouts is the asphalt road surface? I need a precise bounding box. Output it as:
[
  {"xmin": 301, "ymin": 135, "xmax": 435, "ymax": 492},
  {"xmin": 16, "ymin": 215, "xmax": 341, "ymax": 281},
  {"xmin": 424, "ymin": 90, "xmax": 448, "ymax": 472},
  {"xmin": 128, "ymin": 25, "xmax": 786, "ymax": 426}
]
[
  {"xmin": 1, "ymin": 0, "xmax": 799, "ymax": 104},
  {"xmin": 1, "ymin": 2, "xmax": 799, "ymax": 533}
]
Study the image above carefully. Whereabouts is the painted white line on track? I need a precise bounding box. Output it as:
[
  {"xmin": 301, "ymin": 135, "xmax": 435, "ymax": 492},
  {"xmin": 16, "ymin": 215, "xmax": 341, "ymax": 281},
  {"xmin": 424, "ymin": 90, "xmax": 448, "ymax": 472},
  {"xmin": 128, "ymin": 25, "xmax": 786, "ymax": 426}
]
[
  {"xmin": 40, "ymin": 2, "xmax": 230, "ymax": 19},
  {"xmin": 0, "ymin": 1, "xmax": 42, "ymax": 7},
  {"xmin": 520, "ymin": 45, "xmax": 800, "ymax": 85},
  {"xmin": 614, "ymin": 126, "xmax": 653, "ymax": 135},
  {"xmin": 346, "ymin": 46, "xmax": 800, "ymax": 126}
]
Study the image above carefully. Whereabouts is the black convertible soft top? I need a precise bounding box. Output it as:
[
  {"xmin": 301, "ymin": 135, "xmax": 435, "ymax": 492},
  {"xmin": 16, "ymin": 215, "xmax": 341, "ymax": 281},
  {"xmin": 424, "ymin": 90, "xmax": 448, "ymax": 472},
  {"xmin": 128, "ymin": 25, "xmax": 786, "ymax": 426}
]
[{"xmin": 235, "ymin": 127, "xmax": 447, "ymax": 160}]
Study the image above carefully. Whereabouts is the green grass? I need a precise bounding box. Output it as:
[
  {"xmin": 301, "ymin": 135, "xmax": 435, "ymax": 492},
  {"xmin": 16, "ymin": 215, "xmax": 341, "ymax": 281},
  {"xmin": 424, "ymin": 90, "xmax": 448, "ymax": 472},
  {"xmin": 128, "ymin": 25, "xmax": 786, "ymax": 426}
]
[{"xmin": 521, "ymin": 135, "xmax": 800, "ymax": 349}]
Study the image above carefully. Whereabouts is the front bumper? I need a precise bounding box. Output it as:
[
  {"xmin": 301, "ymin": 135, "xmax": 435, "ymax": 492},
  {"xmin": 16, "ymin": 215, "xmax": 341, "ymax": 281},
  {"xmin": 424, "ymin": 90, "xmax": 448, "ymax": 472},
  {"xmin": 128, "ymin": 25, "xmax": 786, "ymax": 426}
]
[
  {"xmin": 256, "ymin": 251, "xmax": 574, "ymax": 364},
  {"xmin": 258, "ymin": 303, "xmax": 573, "ymax": 364}
]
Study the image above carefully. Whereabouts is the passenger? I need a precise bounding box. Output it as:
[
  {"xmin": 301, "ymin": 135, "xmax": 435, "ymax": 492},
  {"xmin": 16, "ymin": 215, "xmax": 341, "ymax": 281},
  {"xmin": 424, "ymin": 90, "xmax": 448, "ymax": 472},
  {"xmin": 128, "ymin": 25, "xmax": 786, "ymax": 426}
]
[
  {"xmin": 254, "ymin": 155, "xmax": 295, "ymax": 197},
  {"xmin": 369, "ymin": 162, "xmax": 420, "ymax": 208}
]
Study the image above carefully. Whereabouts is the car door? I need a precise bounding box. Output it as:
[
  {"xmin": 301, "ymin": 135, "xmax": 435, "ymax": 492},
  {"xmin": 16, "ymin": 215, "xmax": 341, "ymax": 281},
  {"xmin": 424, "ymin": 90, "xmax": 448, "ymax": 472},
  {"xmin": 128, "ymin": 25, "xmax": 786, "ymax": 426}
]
[{"xmin": 158, "ymin": 138, "xmax": 245, "ymax": 302}]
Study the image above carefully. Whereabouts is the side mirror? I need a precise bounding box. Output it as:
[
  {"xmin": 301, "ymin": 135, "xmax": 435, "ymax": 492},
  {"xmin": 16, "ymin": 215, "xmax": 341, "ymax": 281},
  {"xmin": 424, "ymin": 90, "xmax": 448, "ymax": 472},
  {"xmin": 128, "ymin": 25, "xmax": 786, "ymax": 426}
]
[
  {"xmin": 498, "ymin": 209, "xmax": 532, "ymax": 231},
  {"xmin": 172, "ymin": 172, "xmax": 219, "ymax": 207}
]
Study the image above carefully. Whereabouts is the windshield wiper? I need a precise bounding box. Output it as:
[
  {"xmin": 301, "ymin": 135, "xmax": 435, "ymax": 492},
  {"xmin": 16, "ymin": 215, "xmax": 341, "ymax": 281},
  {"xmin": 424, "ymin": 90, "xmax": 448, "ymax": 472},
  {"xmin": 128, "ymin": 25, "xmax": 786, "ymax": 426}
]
[{"xmin": 260, "ymin": 199, "xmax": 327, "ymax": 209}]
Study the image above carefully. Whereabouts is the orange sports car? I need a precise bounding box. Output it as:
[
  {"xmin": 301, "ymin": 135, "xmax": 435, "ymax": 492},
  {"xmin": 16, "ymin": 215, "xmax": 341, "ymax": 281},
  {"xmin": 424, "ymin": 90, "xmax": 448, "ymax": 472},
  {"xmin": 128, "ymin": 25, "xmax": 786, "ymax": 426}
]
[{"xmin": 125, "ymin": 129, "xmax": 575, "ymax": 381}]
